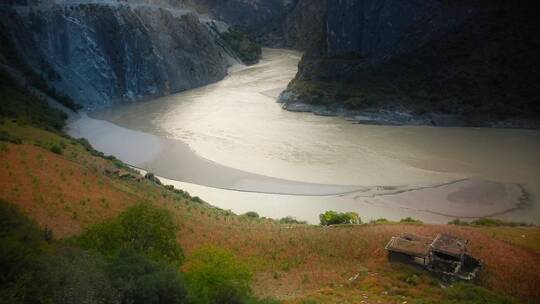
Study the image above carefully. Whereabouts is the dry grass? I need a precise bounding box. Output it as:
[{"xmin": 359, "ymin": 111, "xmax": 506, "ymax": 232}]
[{"xmin": 1, "ymin": 124, "xmax": 539, "ymax": 303}]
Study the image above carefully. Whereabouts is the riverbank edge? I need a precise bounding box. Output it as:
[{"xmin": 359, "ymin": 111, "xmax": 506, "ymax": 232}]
[{"xmin": 278, "ymin": 90, "xmax": 540, "ymax": 129}]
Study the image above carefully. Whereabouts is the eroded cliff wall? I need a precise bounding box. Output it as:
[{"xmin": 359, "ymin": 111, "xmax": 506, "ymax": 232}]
[
  {"xmin": 1, "ymin": 1, "xmax": 241, "ymax": 109},
  {"xmin": 281, "ymin": 0, "xmax": 540, "ymax": 127}
]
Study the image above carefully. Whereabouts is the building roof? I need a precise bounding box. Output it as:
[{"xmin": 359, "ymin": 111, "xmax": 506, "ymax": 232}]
[
  {"xmin": 430, "ymin": 233, "xmax": 468, "ymax": 258},
  {"xmin": 385, "ymin": 236, "xmax": 431, "ymax": 258},
  {"xmin": 400, "ymin": 232, "xmax": 433, "ymax": 245}
]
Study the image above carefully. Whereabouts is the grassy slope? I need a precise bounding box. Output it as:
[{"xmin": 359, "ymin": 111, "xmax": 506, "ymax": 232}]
[
  {"xmin": 1, "ymin": 72, "xmax": 539, "ymax": 303},
  {"xmin": 1, "ymin": 121, "xmax": 539, "ymax": 303}
]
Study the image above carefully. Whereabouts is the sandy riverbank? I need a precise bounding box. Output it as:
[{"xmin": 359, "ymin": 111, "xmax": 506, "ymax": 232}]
[
  {"xmin": 67, "ymin": 114, "xmax": 529, "ymax": 223},
  {"xmin": 67, "ymin": 114, "xmax": 364, "ymax": 196}
]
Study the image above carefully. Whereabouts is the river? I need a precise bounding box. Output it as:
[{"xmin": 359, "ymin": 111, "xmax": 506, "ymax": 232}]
[{"xmin": 68, "ymin": 48, "xmax": 540, "ymax": 224}]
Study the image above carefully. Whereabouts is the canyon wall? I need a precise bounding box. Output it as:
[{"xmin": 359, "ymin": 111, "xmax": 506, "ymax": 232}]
[{"xmin": 1, "ymin": 1, "xmax": 243, "ymax": 109}]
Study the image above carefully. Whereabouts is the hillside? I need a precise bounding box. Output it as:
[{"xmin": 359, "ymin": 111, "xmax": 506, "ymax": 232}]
[{"xmin": 1, "ymin": 69, "xmax": 540, "ymax": 303}]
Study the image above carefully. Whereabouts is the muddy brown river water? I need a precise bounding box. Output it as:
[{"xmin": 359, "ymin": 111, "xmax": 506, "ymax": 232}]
[{"xmin": 68, "ymin": 49, "xmax": 540, "ymax": 224}]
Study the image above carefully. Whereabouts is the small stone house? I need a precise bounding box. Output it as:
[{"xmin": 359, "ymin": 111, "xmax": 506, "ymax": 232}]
[{"xmin": 385, "ymin": 233, "xmax": 482, "ymax": 280}]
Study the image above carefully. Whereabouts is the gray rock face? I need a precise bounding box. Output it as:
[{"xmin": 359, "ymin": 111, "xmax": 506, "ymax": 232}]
[
  {"xmin": 325, "ymin": 0, "xmax": 470, "ymax": 62},
  {"xmin": 195, "ymin": 0, "xmax": 297, "ymax": 36},
  {"xmin": 281, "ymin": 1, "xmax": 540, "ymax": 128},
  {"xmin": 190, "ymin": 0, "xmax": 324, "ymax": 51},
  {"xmin": 1, "ymin": 2, "xmax": 240, "ymax": 109},
  {"xmin": 278, "ymin": 0, "xmax": 325, "ymax": 50}
]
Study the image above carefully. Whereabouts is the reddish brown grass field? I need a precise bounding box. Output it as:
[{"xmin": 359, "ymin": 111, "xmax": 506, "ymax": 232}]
[{"xmin": 1, "ymin": 133, "xmax": 539, "ymax": 303}]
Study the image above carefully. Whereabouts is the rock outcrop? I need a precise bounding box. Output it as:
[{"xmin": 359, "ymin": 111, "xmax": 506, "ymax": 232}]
[
  {"xmin": 280, "ymin": 0, "xmax": 540, "ymax": 128},
  {"xmin": 264, "ymin": 0, "xmax": 326, "ymax": 50},
  {"xmin": 1, "ymin": 1, "xmax": 245, "ymax": 109}
]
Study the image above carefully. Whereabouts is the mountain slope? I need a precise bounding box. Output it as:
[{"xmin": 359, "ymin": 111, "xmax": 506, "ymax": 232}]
[{"xmin": 1, "ymin": 70, "xmax": 539, "ymax": 303}]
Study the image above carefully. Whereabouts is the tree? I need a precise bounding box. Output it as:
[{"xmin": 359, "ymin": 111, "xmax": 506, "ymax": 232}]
[
  {"xmin": 108, "ymin": 251, "xmax": 188, "ymax": 304},
  {"xmin": 319, "ymin": 211, "xmax": 361, "ymax": 226},
  {"xmin": 185, "ymin": 246, "xmax": 253, "ymax": 304},
  {"xmin": 77, "ymin": 204, "xmax": 184, "ymax": 265},
  {"xmin": 243, "ymin": 211, "xmax": 259, "ymax": 219}
]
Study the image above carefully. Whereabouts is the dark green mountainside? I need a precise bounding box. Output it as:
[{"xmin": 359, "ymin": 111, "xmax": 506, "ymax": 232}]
[{"xmin": 279, "ymin": 1, "xmax": 540, "ymax": 128}]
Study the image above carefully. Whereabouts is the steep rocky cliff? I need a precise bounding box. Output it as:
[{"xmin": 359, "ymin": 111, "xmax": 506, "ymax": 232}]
[
  {"xmin": 0, "ymin": 1, "xmax": 248, "ymax": 109},
  {"xmin": 280, "ymin": 0, "xmax": 540, "ymax": 128},
  {"xmin": 262, "ymin": 0, "xmax": 325, "ymax": 50},
  {"xmin": 193, "ymin": 0, "xmax": 296, "ymax": 38},
  {"xmin": 188, "ymin": 0, "xmax": 324, "ymax": 51}
]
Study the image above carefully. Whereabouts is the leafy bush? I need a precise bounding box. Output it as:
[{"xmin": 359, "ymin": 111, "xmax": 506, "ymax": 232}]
[
  {"xmin": 471, "ymin": 218, "xmax": 533, "ymax": 227},
  {"xmin": 49, "ymin": 144, "xmax": 63, "ymax": 155},
  {"xmin": 39, "ymin": 246, "xmax": 121, "ymax": 304},
  {"xmin": 0, "ymin": 200, "xmax": 118, "ymax": 303},
  {"xmin": 0, "ymin": 200, "xmax": 191, "ymax": 304},
  {"xmin": 221, "ymin": 29, "xmax": 262, "ymax": 65},
  {"xmin": 370, "ymin": 218, "xmax": 390, "ymax": 224},
  {"xmin": 0, "ymin": 131, "xmax": 22, "ymax": 144},
  {"xmin": 77, "ymin": 204, "xmax": 184, "ymax": 265},
  {"xmin": 0, "ymin": 200, "xmax": 48, "ymax": 300},
  {"xmin": 144, "ymin": 172, "xmax": 162, "ymax": 185},
  {"xmin": 0, "ymin": 68, "xmax": 67, "ymax": 132},
  {"xmin": 319, "ymin": 211, "xmax": 361, "ymax": 226},
  {"xmin": 448, "ymin": 218, "xmax": 534, "ymax": 227},
  {"xmin": 400, "ymin": 217, "xmax": 423, "ymax": 224},
  {"xmin": 442, "ymin": 282, "xmax": 516, "ymax": 304},
  {"xmin": 108, "ymin": 250, "xmax": 187, "ymax": 304},
  {"xmin": 191, "ymin": 196, "xmax": 204, "ymax": 204},
  {"xmin": 448, "ymin": 218, "xmax": 467, "ymax": 226},
  {"xmin": 76, "ymin": 137, "xmax": 97, "ymax": 153},
  {"xmin": 279, "ymin": 216, "xmax": 307, "ymax": 225},
  {"xmin": 243, "ymin": 211, "xmax": 260, "ymax": 219},
  {"xmin": 185, "ymin": 246, "xmax": 253, "ymax": 304}
]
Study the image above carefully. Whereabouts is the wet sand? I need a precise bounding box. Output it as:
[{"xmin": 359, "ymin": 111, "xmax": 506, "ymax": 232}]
[
  {"xmin": 68, "ymin": 114, "xmax": 363, "ymax": 196},
  {"xmin": 68, "ymin": 114, "xmax": 529, "ymax": 223}
]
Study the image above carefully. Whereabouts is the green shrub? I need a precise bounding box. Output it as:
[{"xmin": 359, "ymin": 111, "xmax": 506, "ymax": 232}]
[
  {"xmin": 77, "ymin": 138, "xmax": 96, "ymax": 153},
  {"xmin": 221, "ymin": 29, "xmax": 262, "ymax": 65},
  {"xmin": 319, "ymin": 211, "xmax": 361, "ymax": 226},
  {"xmin": 191, "ymin": 196, "xmax": 204, "ymax": 204},
  {"xmin": 404, "ymin": 274, "xmax": 419, "ymax": 286},
  {"xmin": 400, "ymin": 217, "xmax": 423, "ymax": 224},
  {"xmin": 370, "ymin": 218, "xmax": 390, "ymax": 224},
  {"xmin": 185, "ymin": 246, "xmax": 253, "ymax": 304},
  {"xmin": 144, "ymin": 172, "xmax": 162, "ymax": 185},
  {"xmin": 442, "ymin": 282, "xmax": 516, "ymax": 304},
  {"xmin": 77, "ymin": 204, "xmax": 184, "ymax": 265},
  {"xmin": 49, "ymin": 144, "xmax": 63, "ymax": 155},
  {"xmin": 0, "ymin": 200, "xmax": 47, "ymax": 296},
  {"xmin": 39, "ymin": 246, "xmax": 120, "ymax": 304},
  {"xmin": 470, "ymin": 218, "xmax": 533, "ymax": 227},
  {"xmin": 449, "ymin": 218, "xmax": 534, "ymax": 227},
  {"xmin": 0, "ymin": 131, "xmax": 22, "ymax": 144},
  {"xmin": 0, "ymin": 200, "xmax": 118, "ymax": 303},
  {"xmin": 243, "ymin": 211, "xmax": 260, "ymax": 219},
  {"xmin": 0, "ymin": 68, "xmax": 67, "ymax": 131},
  {"xmin": 108, "ymin": 250, "xmax": 187, "ymax": 304},
  {"xmin": 279, "ymin": 216, "xmax": 307, "ymax": 225},
  {"xmin": 0, "ymin": 200, "xmax": 189, "ymax": 304},
  {"xmin": 448, "ymin": 218, "xmax": 468, "ymax": 226}
]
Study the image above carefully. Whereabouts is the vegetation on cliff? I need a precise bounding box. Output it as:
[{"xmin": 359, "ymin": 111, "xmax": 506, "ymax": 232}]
[
  {"xmin": 221, "ymin": 28, "xmax": 262, "ymax": 65},
  {"xmin": 281, "ymin": 1, "xmax": 539, "ymax": 128}
]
